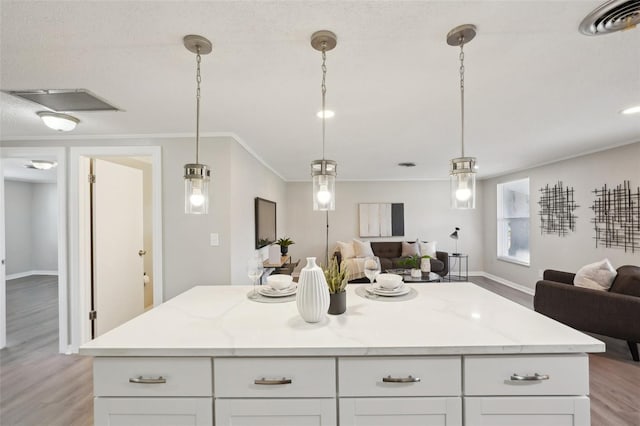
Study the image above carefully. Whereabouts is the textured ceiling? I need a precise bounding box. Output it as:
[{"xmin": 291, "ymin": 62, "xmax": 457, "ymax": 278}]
[{"xmin": 1, "ymin": 1, "xmax": 639, "ymax": 181}]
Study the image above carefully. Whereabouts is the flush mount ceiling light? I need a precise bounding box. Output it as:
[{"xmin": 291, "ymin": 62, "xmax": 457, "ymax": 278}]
[
  {"xmin": 310, "ymin": 30, "xmax": 338, "ymax": 211},
  {"xmin": 579, "ymin": 0, "xmax": 640, "ymax": 36},
  {"xmin": 30, "ymin": 160, "xmax": 58, "ymax": 170},
  {"xmin": 447, "ymin": 24, "xmax": 478, "ymax": 210},
  {"xmin": 621, "ymin": 105, "xmax": 640, "ymax": 114},
  {"xmin": 183, "ymin": 34, "xmax": 213, "ymax": 215},
  {"xmin": 37, "ymin": 111, "xmax": 79, "ymax": 131}
]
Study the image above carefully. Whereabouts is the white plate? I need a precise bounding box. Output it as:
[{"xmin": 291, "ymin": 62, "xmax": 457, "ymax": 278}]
[
  {"xmin": 367, "ymin": 284, "xmax": 410, "ymax": 297},
  {"xmin": 258, "ymin": 283, "xmax": 297, "ymax": 298}
]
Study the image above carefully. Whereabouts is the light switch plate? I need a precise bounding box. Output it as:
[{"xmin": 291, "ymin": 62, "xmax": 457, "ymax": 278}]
[{"xmin": 210, "ymin": 233, "xmax": 219, "ymax": 246}]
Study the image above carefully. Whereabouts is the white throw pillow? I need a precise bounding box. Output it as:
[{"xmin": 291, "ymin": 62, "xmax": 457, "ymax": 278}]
[
  {"xmin": 419, "ymin": 241, "xmax": 437, "ymax": 258},
  {"xmin": 401, "ymin": 241, "xmax": 420, "ymax": 257},
  {"xmin": 353, "ymin": 239, "xmax": 375, "ymax": 258},
  {"xmin": 336, "ymin": 241, "xmax": 355, "ymax": 259},
  {"xmin": 574, "ymin": 259, "xmax": 617, "ymax": 291}
]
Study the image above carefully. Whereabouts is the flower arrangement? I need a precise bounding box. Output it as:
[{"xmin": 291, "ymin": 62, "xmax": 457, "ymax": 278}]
[
  {"xmin": 276, "ymin": 237, "xmax": 295, "ymax": 247},
  {"xmin": 397, "ymin": 254, "xmax": 431, "ymax": 270},
  {"xmin": 324, "ymin": 257, "xmax": 347, "ymax": 294}
]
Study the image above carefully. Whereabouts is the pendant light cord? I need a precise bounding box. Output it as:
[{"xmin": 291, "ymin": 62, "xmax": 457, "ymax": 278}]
[
  {"xmin": 195, "ymin": 46, "xmax": 202, "ymax": 164},
  {"xmin": 321, "ymin": 44, "xmax": 327, "ymax": 160},
  {"xmin": 459, "ymin": 38, "xmax": 465, "ymax": 158}
]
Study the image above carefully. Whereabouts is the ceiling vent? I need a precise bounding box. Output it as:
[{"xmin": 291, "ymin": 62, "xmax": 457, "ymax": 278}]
[
  {"xmin": 579, "ymin": 0, "xmax": 640, "ymax": 35},
  {"xmin": 4, "ymin": 89, "xmax": 120, "ymax": 112}
]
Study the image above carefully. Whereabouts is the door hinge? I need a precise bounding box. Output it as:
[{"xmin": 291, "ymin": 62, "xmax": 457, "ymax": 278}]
[
  {"xmin": 88, "ymin": 174, "xmax": 96, "ymax": 184},
  {"xmin": 89, "ymin": 310, "xmax": 97, "ymax": 320}
]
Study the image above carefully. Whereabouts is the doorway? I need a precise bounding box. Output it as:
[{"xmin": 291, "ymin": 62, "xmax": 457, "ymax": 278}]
[
  {"xmin": 0, "ymin": 147, "xmax": 67, "ymax": 352},
  {"xmin": 69, "ymin": 146, "xmax": 163, "ymax": 349}
]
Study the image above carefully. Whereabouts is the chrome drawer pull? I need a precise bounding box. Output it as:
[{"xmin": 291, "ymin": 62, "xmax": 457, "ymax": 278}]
[
  {"xmin": 254, "ymin": 377, "xmax": 292, "ymax": 385},
  {"xmin": 129, "ymin": 376, "xmax": 166, "ymax": 384},
  {"xmin": 510, "ymin": 373, "xmax": 550, "ymax": 381},
  {"xmin": 382, "ymin": 375, "xmax": 421, "ymax": 383}
]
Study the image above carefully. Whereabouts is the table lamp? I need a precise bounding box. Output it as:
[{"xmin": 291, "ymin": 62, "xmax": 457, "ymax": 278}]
[{"xmin": 450, "ymin": 227, "xmax": 460, "ymax": 255}]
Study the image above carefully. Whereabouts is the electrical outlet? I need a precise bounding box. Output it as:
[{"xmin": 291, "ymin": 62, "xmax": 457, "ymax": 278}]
[
  {"xmin": 210, "ymin": 233, "xmax": 219, "ymax": 246},
  {"xmin": 538, "ymin": 269, "xmax": 544, "ymax": 278}
]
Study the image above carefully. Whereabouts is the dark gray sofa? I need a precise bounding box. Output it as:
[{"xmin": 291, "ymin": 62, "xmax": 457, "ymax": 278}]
[
  {"xmin": 534, "ymin": 265, "xmax": 640, "ymax": 362},
  {"xmin": 335, "ymin": 241, "xmax": 449, "ymax": 282}
]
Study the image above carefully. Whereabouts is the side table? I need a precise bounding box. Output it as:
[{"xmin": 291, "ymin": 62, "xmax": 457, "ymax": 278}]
[{"xmin": 447, "ymin": 254, "xmax": 469, "ymax": 282}]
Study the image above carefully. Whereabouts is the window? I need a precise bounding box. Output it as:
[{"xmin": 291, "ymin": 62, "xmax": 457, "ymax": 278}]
[{"xmin": 497, "ymin": 178, "xmax": 530, "ymax": 265}]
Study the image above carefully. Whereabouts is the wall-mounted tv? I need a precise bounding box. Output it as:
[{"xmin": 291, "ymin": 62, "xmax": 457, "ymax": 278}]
[{"xmin": 255, "ymin": 197, "xmax": 276, "ymax": 249}]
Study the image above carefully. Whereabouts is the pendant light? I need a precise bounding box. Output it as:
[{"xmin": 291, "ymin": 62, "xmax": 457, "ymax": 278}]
[
  {"xmin": 310, "ymin": 30, "xmax": 337, "ymax": 211},
  {"xmin": 447, "ymin": 24, "xmax": 477, "ymax": 209},
  {"xmin": 183, "ymin": 35, "xmax": 212, "ymax": 215}
]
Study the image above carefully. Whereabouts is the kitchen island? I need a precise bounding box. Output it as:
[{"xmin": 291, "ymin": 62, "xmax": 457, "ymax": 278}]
[{"xmin": 81, "ymin": 283, "xmax": 604, "ymax": 425}]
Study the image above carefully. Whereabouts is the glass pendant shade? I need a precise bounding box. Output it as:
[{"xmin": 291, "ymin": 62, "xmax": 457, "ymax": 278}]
[
  {"xmin": 311, "ymin": 159, "xmax": 336, "ymax": 211},
  {"xmin": 450, "ymin": 157, "xmax": 476, "ymax": 209},
  {"xmin": 184, "ymin": 163, "xmax": 211, "ymax": 214}
]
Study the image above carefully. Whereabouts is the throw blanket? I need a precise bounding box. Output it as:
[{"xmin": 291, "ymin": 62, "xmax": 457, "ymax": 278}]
[{"xmin": 342, "ymin": 258, "xmax": 366, "ymax": 281}]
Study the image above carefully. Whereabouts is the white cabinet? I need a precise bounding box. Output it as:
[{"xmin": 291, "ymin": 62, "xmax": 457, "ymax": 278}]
[
  {"xmin": 215, "ymin": 398, "xmax": 336, "ymax": 426},
  {"xmin": 214, "ymin": 358, "xmax": 336, "ymax": 425},
  {"xmin": 339, "ymin": 357, "xmax": 462, "ymax": 425},
  {"xmin": 463, "ymin": 355, "xmax": 590, "ymax": 426},
  {"xmin": 94, "ymin": 397, "xmax": 213, "ymax": 426},
  {"xmin": 93, "ymin": 357, "xmax": 213, "ymax": 425},
  {"xmin": 464, "ymin": 396, "xmax": 590, "ymax": 426},
  {"xmin": 91, "ymin": 354, "xmax": 592, "ymax": 425},
  {"xmin": 340, "ymin": 397, "xmax": 462, "ymax": 426}
]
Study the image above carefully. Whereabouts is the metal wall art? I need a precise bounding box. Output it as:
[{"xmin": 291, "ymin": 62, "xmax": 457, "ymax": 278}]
[
  {"xmin": 538, "ymin": 181, "xmax": 579, "ymax": 236},
  {"xmin": 591, "ymin": 180, "xmax": 640, "ymax": 253}
]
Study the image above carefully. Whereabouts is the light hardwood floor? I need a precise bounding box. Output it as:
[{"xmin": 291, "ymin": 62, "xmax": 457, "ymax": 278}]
[{"xmin": 1, "ymin": 275, "xmax": 638, "ymax": 425}]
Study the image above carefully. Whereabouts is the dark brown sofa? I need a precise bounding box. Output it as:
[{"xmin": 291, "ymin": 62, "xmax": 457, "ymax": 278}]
[
  {"xmin": 534, "ymin": 265, "xmax": 640, "ymax": 362},
  {"xmin": 335, "ymin": 241, "xmax": 449, "ymax": 281}
]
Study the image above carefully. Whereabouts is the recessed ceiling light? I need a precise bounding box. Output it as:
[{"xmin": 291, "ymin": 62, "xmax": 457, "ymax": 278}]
[
  {"xmin": 398, "ymin": 162, "xmax": 416, "ymax": 167},
  {"xmin": 30, "ymin": 160, "xmax": 58, "ymax": 170},
  {"xmin": 621, "ymin": 105, "xmax": 640, "ymax": 115},
  {"xmin": 37, "ymin": 111, "xmax": 79, "ymax": 131},
  {"xmin": 317, "ymin": 110, "xmax": 335, "ymax": 118}
]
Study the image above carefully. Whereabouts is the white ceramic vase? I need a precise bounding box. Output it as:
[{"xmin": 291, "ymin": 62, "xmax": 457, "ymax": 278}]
[
  {"xmin": 296, "ymin": 257, "xmax": 330, "ymax": 323},
  {"xmin": 411, "ymin": 268, "xmax": 422, "ymax": 278}
]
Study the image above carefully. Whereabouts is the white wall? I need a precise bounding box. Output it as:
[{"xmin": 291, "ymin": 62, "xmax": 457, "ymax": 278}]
[
  {"xmin": 229, "ymin": 142, "xmax": 287, "ymax": 284},
  {"xmin": 31, "ymin": 183, "xmax": 58, "ymax": 271},
  {"xmin": 1, "ymin": 136, "xmax": 286, "ymax": 300},
  {"xmin": 482, "ymin": 141, "xmax": 640, "ymax": 290},
  {"xmin": 285, "ymin": 180, "xmax": 484, "ymax": 270},
  {"xmin": 4, "ymin": 180, "xmax": 57, "ymax": 276},
  {"xmin": 4, "ymin": 181, "xmax": 33, "ymax": 275}
]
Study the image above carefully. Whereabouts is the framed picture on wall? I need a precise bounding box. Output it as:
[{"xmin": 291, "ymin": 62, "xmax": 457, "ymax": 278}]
[{"xmin": 359, "ymin": 203, "xmax": 404, "ymax": 237}]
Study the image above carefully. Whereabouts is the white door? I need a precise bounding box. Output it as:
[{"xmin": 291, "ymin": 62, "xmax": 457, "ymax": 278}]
[
  {"xmin": 93, "ymin": 159, "xmax": 144, "ymax": 336},
  {"xmin": 0, "ymin": 159, "xmax": 5, "ymax": 348}
]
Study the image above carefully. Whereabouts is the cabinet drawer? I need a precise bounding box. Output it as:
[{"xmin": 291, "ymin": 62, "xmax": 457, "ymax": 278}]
[
  {"xmin": 214, "ymin": 357, "xmax": 335, "ymax": 398},
  {"xmin": 339, "ymin": 356, "xmax": 461, "ymax": 397},
  {"xmin": 94, "ymin": 357, "xmax": 212, "ymax": 397},
  {"xmin": 464, "ymin": 396, "xmax": 590, "ymax": 425},
  {"xmin": 464, "ymin": 354, "xmax": 589, "ymax": 396}
]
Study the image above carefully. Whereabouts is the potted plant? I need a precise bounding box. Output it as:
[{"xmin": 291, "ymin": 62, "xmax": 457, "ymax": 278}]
[
  {"xmin": 324, "ymin": 257, "xmax": 347, "ymax": 315},
  {"xmin": 276, "ymin": 237, "xmax": 295, "ymax": 256},
  {"xmin": 398, "ymin": 254, "xmax": 431, "ymax": 278}
]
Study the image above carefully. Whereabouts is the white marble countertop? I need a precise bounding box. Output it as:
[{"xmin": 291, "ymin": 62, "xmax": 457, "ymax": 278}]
[{"xmin": 80, "ymin": 283, "xmax": 604, "ymax": 357}]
